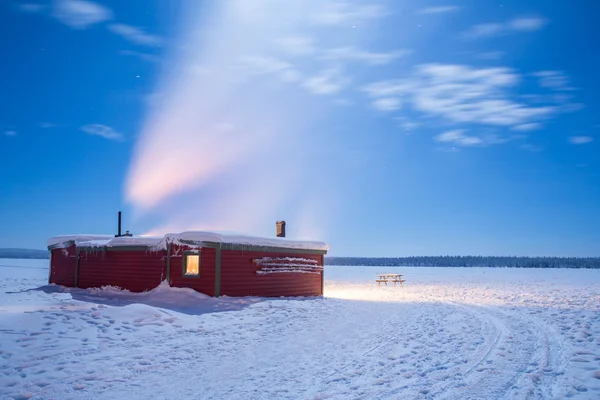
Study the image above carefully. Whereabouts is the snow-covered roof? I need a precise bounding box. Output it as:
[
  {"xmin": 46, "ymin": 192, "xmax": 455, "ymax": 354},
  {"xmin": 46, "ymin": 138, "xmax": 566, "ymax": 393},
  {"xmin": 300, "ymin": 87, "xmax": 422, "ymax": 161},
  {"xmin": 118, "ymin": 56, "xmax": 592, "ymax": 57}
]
[
  {"xmin": 47, "ymin": 235, "xmax": 115, "ymax": 248},
  {"xmin": 48, "ymin": 231, "xmax": 328, "ymax": 252},
  {"xmin": 166, "ymin": 231, "xmax": 328, "ymax": 251}
]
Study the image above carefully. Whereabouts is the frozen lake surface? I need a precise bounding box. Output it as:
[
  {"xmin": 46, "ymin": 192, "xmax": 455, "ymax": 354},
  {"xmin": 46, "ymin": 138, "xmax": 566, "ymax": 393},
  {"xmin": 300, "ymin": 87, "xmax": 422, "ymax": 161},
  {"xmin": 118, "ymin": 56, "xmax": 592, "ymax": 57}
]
[{"xmin": 1, "ymin": 259, "xmax": 600, "ymax": 399}]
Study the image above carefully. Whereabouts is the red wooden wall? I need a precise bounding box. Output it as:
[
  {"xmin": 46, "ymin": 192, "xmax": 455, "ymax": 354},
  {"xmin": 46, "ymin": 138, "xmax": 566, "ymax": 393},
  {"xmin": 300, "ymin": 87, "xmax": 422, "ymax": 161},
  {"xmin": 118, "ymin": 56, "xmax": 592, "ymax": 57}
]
[
  {"xmin": 169, "ymin": 245, "xmax": 216, "ymax": 296},
  {"xmin": 219, "ymin": 250, "xmax": 323, "ymax": 297},
  {"xmin": 49, "ymin": 245, "xmax": 77, "ymax": 286},
  {"xmin": 77, "ymin": 249, "xmax": 168, "ymax": 292},
  {"xmin": 48, "ymin": 244, "xmax": 323, "ymax": 297}
]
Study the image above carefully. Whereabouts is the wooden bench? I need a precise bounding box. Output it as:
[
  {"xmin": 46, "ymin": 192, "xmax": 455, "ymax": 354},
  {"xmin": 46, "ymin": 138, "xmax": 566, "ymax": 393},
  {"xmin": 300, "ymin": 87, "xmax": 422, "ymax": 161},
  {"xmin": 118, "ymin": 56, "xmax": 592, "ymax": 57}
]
[{"xmin": 377, "ymin": 274, "xmax": 405, "ymax": 286}]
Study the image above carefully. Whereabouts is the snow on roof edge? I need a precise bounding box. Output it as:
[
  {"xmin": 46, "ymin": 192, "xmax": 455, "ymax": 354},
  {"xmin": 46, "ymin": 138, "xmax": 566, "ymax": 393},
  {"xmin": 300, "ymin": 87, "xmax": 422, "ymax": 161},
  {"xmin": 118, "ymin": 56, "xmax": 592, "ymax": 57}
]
[
  {"xmin": 48, "ymin": 231, "xmax": 329, "ymax": 252},
  {"xmin": 47, "ymin": 235, "xmax": 114, "ymax": 248},
  {"xmin": 168, "ymin": 231, "xmax": 328, "ymax": 251}
]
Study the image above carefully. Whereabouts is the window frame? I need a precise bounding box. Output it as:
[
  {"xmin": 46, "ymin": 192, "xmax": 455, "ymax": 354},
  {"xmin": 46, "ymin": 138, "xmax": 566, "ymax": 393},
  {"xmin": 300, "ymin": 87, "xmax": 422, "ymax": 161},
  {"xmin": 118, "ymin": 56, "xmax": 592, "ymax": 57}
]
[{"xmin": 182, "ymin": 250, "xmax": 201, "ymax": 278}]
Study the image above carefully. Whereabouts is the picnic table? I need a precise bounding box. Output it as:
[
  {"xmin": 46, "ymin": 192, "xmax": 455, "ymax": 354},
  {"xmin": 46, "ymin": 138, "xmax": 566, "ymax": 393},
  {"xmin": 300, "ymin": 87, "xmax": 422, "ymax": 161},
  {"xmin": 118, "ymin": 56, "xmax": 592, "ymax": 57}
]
[{"xmin": 376, "ymin": 273, "xmax": 406, "ymax": 286}]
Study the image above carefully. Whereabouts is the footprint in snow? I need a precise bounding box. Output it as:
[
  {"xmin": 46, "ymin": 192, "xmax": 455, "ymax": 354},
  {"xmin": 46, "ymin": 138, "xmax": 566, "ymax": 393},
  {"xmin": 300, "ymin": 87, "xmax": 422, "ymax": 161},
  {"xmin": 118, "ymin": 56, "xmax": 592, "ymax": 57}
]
[{"xmin": 9, "ymin": 393, "xmax": 33, "ymax": 400}]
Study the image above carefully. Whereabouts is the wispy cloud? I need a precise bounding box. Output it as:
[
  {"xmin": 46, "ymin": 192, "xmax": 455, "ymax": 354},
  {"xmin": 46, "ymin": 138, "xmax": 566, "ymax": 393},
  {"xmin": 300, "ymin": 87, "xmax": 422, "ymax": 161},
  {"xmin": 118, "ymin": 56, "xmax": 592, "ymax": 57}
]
[
  {"xmin": 568, "ymin": 136, "xmax": 594, "ymax": 145},
  {"xmin": 396, "ymin": 116, "xmax": 421, "ymax": 132},
  {"xmin": 238, "ymin": 55, "xmax": 302, "ymax": 83},
  {"xmin": 80, "ymin": 124, "xmax": 123, "ymax": 141},
  {"xmin": 534, "ymin": 70, "xmax": 574, "ymax": 91},
  {"xmin": 108, "ymin": 23, "xmax": 162, "ymax": 47},
  {"xmin": 463, "ymin": 16, "xmax": 547, "ymax": 39},
  {"xmin": 4, "ymin": 130, "xmax": 17, "ymax": 137},
  {"xmin": 364, "ymin": 63, "xmax": 560, "ymax": 130},
  {"xmin": 509, "ymin": 17, "xmax": 546, "ymax": 31},
  {"xmin": 435, "ymin": 130, "xmax": 483, "ymax": 146},
  {"xmin": 312, "ymin": 2, "xmax": 386, "ymax": 25},
  {"xmin": 40, "ymin": 122, "xmax": 59, "ymax": 128},
  {"xmin": 477, "ymin": 51, "xmax": 505, "ymax": 60},
  {"xmin": 16, "ymin": 3, "xmax": 46, "ymax": 13},
  {"xmin": 435, "ymin": 129, "xmax": 513, "ymax": 147},
  {"xmin": 275, "ymin": 37, "xmax": 316, "ymax": 56},
  {"xmin": 52, "ymin": 0, "xmax": 112, "ymax": 29},
  {"xmin": 17, "ymin": 0, "xmax": 163, "ymax": 49},
  {"xmin": 119, "ymin": 50, "xmax": 160, "ymax": 63},
  {"xmin": 512, "ymin": 123, "xmax": 542, "ymax": 132},
  {"xmin": 303, "ymin": 68, "xmax": 348, "ymax": 94},
  {"xmin": 363, "ymin": 80, "xmax": 411, "ymax": 98},
  {"xmin": 321, "ymin": 46, "xmax": 409, "ymax": 65},
  {"xmin": 417, "ymin": 6, "xmax": 459, "ymax": 15},
  {"xmin": 372, "ymin": 98, "xmax": 402, "ymax": 111},
  {"xmin": 413, "ymin": 63, "xmax": 554, "ymax": 126}
]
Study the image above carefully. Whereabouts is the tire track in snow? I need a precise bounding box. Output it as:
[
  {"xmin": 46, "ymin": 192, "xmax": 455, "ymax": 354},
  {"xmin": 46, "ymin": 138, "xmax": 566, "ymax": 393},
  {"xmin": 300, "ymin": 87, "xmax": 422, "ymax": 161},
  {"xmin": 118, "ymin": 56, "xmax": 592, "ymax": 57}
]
[
  {"xmin": 374, "ymin": 301, "xmax": 496, "ymax": 399},
  {"xmin": 313, "ymin": 301, "xmax": 494, "ymax": 400},
  {"xmin": 428, "ymin": 303, "xmax": 562, "ymax": 400}
]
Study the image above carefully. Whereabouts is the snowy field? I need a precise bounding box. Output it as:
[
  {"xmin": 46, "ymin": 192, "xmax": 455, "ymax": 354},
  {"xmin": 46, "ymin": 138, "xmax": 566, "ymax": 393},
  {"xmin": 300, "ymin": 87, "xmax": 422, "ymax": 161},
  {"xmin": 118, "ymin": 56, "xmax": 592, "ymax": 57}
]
[{"xmin": 1, "ymin": 259, "xmax": 600, "ymax": 400}]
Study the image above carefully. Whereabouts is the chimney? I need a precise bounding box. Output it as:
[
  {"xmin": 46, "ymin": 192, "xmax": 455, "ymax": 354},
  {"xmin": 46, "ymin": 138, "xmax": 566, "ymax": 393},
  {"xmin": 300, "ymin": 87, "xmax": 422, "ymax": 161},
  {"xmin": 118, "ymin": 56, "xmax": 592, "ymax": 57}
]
[
  {"xmin": 115, "ymin": 211, "xmax": 122, "ymax": 237},
  {"xmin": 276, "ymin": 220, "xmax": 286, "ymax": 238}
]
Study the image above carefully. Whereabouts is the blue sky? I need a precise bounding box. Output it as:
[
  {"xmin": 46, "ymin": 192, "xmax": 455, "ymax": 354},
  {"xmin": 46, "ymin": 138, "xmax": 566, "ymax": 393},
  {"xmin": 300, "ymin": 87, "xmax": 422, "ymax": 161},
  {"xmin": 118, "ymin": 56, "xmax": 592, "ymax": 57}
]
[{"xmin": 1, "ymin": 0, "xmax": 599, "ymax": 257}]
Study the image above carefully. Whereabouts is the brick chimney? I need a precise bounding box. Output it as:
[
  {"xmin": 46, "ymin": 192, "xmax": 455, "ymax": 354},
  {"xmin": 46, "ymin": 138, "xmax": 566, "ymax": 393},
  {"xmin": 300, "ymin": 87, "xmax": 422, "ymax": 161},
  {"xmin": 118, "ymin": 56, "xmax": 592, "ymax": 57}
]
[{"xmin": 276, "ymin": 221, "xmax": 286, "ymax": 238}]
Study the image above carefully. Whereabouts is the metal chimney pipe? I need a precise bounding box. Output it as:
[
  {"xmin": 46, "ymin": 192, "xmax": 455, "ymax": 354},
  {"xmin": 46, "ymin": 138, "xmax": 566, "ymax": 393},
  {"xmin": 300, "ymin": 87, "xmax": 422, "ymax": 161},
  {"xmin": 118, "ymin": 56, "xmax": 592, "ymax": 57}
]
[
  {"xmin": 117, "ymin": 211, "xmax": 122, "ymax": 237},
  {"xmin": 276, "ymin": 220, "xmax": 286, "ymax": 238}
]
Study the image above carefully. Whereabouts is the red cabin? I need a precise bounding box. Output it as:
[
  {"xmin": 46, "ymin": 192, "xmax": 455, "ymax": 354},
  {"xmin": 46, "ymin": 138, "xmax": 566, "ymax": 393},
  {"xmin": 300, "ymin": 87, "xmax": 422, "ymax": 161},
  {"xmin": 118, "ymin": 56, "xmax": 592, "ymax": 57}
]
[{"xmin": 47, "ymin": 231, "xmax": 328, "ymax": 297}]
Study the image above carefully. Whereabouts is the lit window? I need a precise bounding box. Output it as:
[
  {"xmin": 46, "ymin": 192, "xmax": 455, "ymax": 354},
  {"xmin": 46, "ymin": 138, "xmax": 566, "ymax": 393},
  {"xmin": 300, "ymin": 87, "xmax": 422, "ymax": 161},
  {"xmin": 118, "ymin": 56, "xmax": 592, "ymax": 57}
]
[{"xmin": 184, "ymin": 254, "xmax": 200, "ymax": 276}]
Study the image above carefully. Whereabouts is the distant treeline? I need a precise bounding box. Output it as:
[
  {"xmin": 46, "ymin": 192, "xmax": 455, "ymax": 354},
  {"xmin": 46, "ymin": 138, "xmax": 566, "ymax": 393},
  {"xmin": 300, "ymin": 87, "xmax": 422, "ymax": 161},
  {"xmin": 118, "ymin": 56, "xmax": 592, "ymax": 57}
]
[
  {"xmin": 325, "ymin": 256, "xmax": 600, "ymax": 269},
  {"xmin": 0, "ymin": 248, "xmax": 49, "ymax": 259}
]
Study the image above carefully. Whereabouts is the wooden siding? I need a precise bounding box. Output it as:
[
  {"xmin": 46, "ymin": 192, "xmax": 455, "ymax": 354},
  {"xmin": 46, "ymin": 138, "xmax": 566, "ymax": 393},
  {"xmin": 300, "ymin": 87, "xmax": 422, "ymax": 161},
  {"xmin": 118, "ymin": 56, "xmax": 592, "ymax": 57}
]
[
  {"xmin": 220, "ymin": 250, "xmax": 323, "ymax": 297},
  {"xmin": 169, "ymin": 245, "xmax": 216, "ymax": 296},
  {"xmin": 77, "ymin": 249, "xmax": 168, "ymax": 292},
  {"xmin": 49, "ymin": 245, "xmax": 77, "ymax": 286}
]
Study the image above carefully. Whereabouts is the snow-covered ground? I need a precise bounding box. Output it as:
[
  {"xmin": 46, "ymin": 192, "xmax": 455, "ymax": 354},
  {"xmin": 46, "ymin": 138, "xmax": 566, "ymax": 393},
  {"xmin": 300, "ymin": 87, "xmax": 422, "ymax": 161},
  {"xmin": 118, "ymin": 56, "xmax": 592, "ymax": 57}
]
[{"xmin": 1, "ymin": 259, "xmax": 600, "ymax": 400}]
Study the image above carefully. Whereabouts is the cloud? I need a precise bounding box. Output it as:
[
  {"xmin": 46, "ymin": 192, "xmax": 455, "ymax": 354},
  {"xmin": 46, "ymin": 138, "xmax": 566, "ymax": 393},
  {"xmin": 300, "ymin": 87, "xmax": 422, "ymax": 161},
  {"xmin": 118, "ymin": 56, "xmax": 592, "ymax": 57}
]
[
  {"xmin": 534, "ymin": 71, "xmax": 574, "ymax": 91},
  {"xmin": 509, "ymin": 17, "xmax": 547, "ymax": 31},
  {"xmin": 463, "ymin": 23, "xmax": 504, "ymax": 39},
  {"xmin": 275, "ymin": 36, "xmax": 315, "ymax": 56},
  {"xmin": 52, "ymin": 0, "xmax": 112, "ymax": 29},
  {"xmin": 512, "ymin": 123, "xmax": 541, "ymax": 132},
  {"xmin": 321, "ymin": 46, "xmax": 409, "ymax": 65},
  {"xmin": 417, "ymin": 6, "xmax": 459, "ymax": 15},
  {"xmin": 372, "ymin": 97, "xmax": 402, "ymax": 111},
  {"xmin": 477, "ymin": 51, "xmax": 505, "ymax": 60},
  {"xmin": 303, "ymin": 68, "xmax": 348, "ymax": 94},
  {"xmin": 435, "ymin": 129, "xmax": 513, "ymax": 147},
  {"xmin": 568, "ymin": 136, "xmax": 593, "ymax": 145},
  {"xmin": 17, "ymin": 3, "xmax": 46, "ymax": 13},
  {"xmin": 396, "ymin": 116, "xmax": 420, "ymax": 132},
  {"xmin": 238, "ymin": 55, "xmax": 302, "ymax": 83},
  {"xmin": 40, "ymin": 122, "xmax": 59, "ymax": 128},
  {"xmin": 435, "ymin": 130, "xmax": 484, "ymax": 146},
  {"xmin": 108, "ymin": 23, "xmax": 162, "ymax": 47},
  {"xmin": 80, "ymin": 124, "xmax": 123, "ymax": 141},
  {"xmin": 521, "ymin": 144, "xmax": 544, "ymax": 152},
  {"xmin": 463, "ymin": 16, "xmax": 546, "ymax": 39},
  {"xmin": 364, "ymin": 63, "xmax": 562, "ymax": 129},
  {"xmin": 312, "ymin": 2, "xmax": 386, "ymax": 25},
  {"xmin": 4, "ymin": 130, "xmax": 17, "ymax": 136},
  {"xmin": 413, "ymin": 64, "xmax": 554, "ymax": 126},
  {"xmin": 119, "ymin": 50, "xmax": 160, "ymax": 63},
  {"xmin": 363, "ymin": 80, "xmax": 410, "ymax": 98}
]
